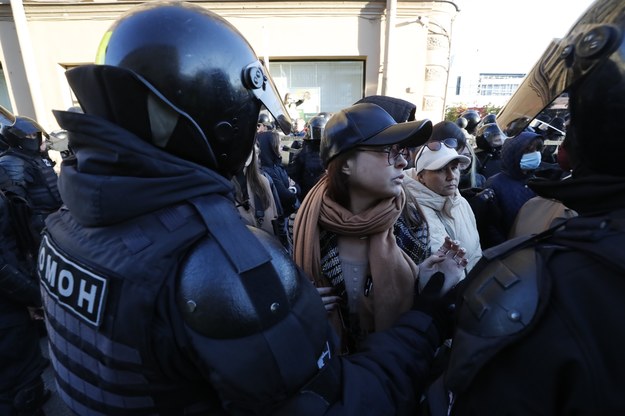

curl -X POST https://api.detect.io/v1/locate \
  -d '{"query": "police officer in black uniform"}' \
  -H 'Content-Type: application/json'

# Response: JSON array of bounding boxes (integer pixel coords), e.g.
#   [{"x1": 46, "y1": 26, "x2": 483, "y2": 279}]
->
[
  {"x1": 0, "y1": 115, "x2": 62, "y2": 238},
  {"x1": 287, "y1": 115, "x2": 327, "y2": 200},
  {"x1": 473, "y1": 122, "x2": 507, "y2": 179},
  {"x1": 37, "y1": 3, "x2": 461, "y2": 415},
  {"x1": 424, "y1": 0, "x2": 625, "y2": 413},
  {"x1": 0, "y1": 178, "x2": 49, "y2": 415},
  {"x1": 458, "y1": 110, "x2": 480, "y2": 137}
]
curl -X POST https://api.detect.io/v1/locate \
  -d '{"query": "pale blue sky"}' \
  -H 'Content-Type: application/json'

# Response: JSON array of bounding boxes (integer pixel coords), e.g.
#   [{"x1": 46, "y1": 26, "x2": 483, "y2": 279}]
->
[{"x1": 451, "y1": 0, "x2": 596, "y2": 73}]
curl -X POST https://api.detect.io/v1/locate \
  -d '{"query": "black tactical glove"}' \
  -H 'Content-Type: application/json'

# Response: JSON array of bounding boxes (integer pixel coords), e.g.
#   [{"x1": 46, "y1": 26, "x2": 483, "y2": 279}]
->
[{"x1": 412, "y1": 272, "x2": 459, "y2": 341}]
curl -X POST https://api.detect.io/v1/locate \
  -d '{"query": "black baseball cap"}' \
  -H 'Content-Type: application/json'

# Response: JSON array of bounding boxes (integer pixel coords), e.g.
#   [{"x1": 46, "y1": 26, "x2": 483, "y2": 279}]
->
[{"x1": 320, "y1": 102, "x2": 432, "y2": 166}]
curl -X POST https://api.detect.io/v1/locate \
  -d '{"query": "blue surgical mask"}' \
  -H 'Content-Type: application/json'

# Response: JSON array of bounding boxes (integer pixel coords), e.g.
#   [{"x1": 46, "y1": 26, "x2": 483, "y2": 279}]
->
[{"x1": 520, "y1": 151, "x2": 541, "y2": 170}]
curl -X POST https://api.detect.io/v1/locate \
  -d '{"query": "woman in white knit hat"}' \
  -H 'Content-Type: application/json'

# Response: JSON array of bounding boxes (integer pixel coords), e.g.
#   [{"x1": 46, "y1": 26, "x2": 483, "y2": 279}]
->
[{"x1": 404, "y1": 139, "x2": 483, "y2": 275}]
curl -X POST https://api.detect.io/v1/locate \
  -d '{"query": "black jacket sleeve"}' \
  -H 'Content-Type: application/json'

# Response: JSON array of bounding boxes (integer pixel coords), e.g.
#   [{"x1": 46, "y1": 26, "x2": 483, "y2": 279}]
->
[{"x1": 326, "y1": 311, "x2": 439, "y2": 416}]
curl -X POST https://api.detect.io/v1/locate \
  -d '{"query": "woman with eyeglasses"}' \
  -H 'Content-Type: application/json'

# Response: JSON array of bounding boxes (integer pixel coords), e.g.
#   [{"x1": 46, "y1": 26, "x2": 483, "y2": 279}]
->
[
  {"x1": 425, "y1": 121, "x2": 508, "y2": 251},
  {"x1": 404, "y1": 136, "x2": 483, "y2": 274},
  {"x1": 294, "y1": 103, "x2": 468, "y2": 354}
]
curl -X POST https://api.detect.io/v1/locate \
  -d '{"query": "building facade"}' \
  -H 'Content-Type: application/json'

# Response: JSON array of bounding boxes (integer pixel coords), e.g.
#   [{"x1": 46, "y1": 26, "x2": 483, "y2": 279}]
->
[{"x1": 0, "y1": 0, "x2": 459, "y2": 131}]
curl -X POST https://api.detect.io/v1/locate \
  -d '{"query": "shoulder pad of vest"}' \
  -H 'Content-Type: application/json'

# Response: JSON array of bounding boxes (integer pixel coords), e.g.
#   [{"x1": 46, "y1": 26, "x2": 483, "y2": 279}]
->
[
  {"x1": 445, "y1": 247, "x2": 542, "y2": 393},
  {"x1": 457, "y1": 247, "x2": 539, "y2": 337},
  {"x1": 177, "y1": 225, "x2": 326, "y2": 340}
]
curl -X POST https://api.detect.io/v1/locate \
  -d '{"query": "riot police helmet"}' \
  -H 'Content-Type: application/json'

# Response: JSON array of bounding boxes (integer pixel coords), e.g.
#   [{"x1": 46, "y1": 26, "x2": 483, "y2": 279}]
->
[
  {"x1": 460, "y1": 110, "x2": 481, "y2": 134},
  {"x1": 476, "y1": 113, "x2": 497, "y2": 131},
  {"x1": 304, "y1": 115, "x2": 328, "y2": 141},
  {"x1": 257, "y1": 112, "x2": 274, "y2": 130},
  {"x1": 86, "y1": 2, "x2": 290, "y2": 176},
  {"x1": 475, "y1": 122, "x2": 507, "y2": 150},
  {"x1": 0, "y1": 107, "x2": 47, "y2": 153},
  {"x1": 496, "y1": 0, "x2": 625, "y2": 177},
  {"x1": 455, "y1": 116, "x2": 468, "y2": 130}
]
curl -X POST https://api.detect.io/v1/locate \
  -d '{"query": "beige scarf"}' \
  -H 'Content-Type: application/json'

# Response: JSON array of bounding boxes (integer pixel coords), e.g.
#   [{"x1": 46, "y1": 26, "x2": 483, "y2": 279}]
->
[{"x1": 294, "y1": 175, "x2": 419, "y2": 332}]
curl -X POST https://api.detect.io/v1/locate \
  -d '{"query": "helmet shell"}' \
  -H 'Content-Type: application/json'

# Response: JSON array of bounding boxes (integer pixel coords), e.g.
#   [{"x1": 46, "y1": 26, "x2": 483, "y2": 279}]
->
[
  {"x1": 0, "y1": 115, "x2": 46, "y2": 153},
  {"x1": 460, "y1": 110, "x2": 481, "y2": 134},
  {"x1": 305, "y1": 115, "x2": 328, "y2": 141},
  {"x1": 475, "y1": 122, "x2": 507, "y2": 150},
  {"x1": 97, "y1": 2, "x2": 290, "y2": 175}
]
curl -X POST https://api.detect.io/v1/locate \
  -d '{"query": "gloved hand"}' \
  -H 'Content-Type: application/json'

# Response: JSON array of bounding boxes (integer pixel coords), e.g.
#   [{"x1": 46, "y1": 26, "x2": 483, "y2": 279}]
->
[{"x1": 412, "y1": 271, "x2": 459, "y2": 340}]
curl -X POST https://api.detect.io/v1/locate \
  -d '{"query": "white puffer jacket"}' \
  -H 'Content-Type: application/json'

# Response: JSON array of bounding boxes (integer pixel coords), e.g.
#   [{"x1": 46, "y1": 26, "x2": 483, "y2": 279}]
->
[{"x1": 404, "y1": 170, "x2": 482, "y2": 272}]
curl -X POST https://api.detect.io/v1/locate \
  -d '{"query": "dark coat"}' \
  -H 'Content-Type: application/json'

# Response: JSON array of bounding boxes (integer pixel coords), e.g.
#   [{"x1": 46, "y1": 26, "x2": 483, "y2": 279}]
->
[
  {"x1": 287, "y1": 140, "x2": 324, "y2": 200},
  {"x1": 257, "y1": 132, "x2": 299, "y2": 215},
  {"x1": 442, "y1": 171, "x2": 625, "y2": 415},
  {"x1": 485, "y1": 132, "x2": 541, "y2": 237}
]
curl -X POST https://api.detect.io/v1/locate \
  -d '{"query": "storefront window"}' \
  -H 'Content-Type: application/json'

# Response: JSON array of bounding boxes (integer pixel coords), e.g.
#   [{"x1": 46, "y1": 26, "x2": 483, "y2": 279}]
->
[{"x1": 268, "y1": 60, "x2": 364, "y2": 119}]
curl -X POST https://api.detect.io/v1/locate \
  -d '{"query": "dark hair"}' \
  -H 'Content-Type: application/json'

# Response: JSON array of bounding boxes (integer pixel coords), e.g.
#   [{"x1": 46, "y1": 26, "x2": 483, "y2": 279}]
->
[
  {"x1": 232, "y1": 143, "x2": 272, "y2": 209},
  {"x1": 401, "y1": 184, "x2": 429, "y2": 232},
  {"x1": 325, "y1": 150, "x2": 355, "y2": 208}
]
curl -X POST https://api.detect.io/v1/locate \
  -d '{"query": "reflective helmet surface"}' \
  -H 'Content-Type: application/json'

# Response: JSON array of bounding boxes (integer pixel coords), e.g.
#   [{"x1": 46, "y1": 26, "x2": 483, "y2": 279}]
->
[
  {"x1": 460, "y1": 110, "x2": 481, "y2": 133},
  {"x1": 496, "y1": 0, "x2": 625, "y2": 176},
  {"x1": 476, "y1": 113, "x2": 497, "y2": 131},
  {"x1": 0, "y1": 108, "x2": 46, "y2": 153},
  {"x1": 96, "y1": 2, "x2": 291, "y2": 176},
  {"x1": 455, "y1": 116, "x2": 468, "y2": 129},
  {"x1": 304, "y1": 115, "x2": 328, "y2": 141},
  {"x1": 258, "y1": 113, "x2": 274, "y2": 128},
  {"x1": 475, "y1": 122, "x2": 507, "y2": 150},
  {"x1": 481, "y1": 113, "x2": 497, "y2": 125}
]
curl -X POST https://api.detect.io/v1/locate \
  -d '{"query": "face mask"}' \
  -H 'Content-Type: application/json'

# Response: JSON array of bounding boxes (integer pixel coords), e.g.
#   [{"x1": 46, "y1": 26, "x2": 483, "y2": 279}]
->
[{"x1": 519, "y1": 151, "x2": 541, "y2": 170}]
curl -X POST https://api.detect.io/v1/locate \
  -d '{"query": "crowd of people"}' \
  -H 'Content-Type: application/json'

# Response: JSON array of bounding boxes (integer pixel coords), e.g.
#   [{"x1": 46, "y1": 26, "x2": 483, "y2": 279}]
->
[{"x1": 2, "y1": 0, "x2": 624, "y2": 414}]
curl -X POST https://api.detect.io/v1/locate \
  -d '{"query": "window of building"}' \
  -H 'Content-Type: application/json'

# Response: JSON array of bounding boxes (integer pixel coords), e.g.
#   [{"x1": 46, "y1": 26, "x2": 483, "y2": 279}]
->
[
  {"x1": 268, "y1": 60, "x2": 365, "y2": 119},
  {"x1": 478, "y1": 73, "x2": 525, "y2": 97}
]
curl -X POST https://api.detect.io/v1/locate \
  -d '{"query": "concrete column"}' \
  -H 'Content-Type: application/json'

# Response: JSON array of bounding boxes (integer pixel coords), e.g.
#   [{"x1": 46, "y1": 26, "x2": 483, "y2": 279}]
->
[
  {"x1": 381, "y1": 0, "x2": 397, "y2": 96},
  {"x1": 421, "y1": 3, "x2": 459, "y2": 122},
  {"x1": 9, "y1": 0, "x2": 45, "y2": 120}
]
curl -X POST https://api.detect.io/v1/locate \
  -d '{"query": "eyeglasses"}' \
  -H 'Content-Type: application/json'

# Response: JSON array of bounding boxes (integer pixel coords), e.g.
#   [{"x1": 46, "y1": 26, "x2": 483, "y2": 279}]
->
[{"x1": 358, "y1": 145, "x2": 410, "y2": 166}]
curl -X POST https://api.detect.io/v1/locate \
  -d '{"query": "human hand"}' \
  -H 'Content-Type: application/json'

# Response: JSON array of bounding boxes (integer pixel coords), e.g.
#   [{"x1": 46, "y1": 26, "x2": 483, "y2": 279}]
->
[
  {"x1": 475, "y1": 187, "x2": 495, "y2": 202},
  {"x1": 418, "y1": 237, "x2": 467, "y2": 292},
  {"x1": 317, "y1": 286, "x2": 342, "y2": 313}
]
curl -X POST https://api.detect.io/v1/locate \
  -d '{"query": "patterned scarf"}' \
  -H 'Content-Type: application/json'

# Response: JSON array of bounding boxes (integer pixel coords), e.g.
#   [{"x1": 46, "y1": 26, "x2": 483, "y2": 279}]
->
[{"x1": 294, "y1": 176, "x2": 419, "y2": 334}]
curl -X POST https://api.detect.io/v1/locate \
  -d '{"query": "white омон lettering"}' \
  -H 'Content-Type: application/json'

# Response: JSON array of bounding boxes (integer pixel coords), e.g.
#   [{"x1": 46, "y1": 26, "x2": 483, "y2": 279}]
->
[
  {"x1": 45, "y1": 255, "x2": 58, "y2": 287},
  {"x1": 58, "y1": 270, "x2": 74, "y2": 297},
  {"x1": 78, "y1": 279, "x2": 97, "y2": 314}
]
